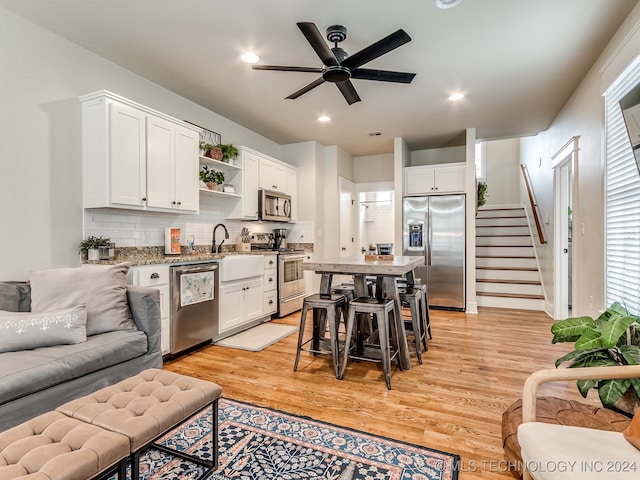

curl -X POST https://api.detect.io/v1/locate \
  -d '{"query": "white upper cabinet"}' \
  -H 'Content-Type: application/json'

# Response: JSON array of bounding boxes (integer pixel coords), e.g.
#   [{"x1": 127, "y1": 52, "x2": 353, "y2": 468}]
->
[
  {"x1": 404, "y1": 163, "x2": 465, "y2": 196},
  {"x1": 227, "y1": 147, "x2": 260, "y2": 220},
  {"x1": 109, "y1": 102, "x2": 146, "y2": 207},
  {"x1": 228, "y1": 146, "x2": 296, "y2": 221},
  {"x1": 81, "y1": 90, "x2": 200, "y2": 213},
  {"x1": 259, "y1": 158, "x2": 287, "y2": 192}
]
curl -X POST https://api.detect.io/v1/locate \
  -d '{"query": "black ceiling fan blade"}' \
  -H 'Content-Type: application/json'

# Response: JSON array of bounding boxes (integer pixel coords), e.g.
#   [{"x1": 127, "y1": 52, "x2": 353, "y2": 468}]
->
[
  {"x1": 297, "y1": 22, "x2": 338, "y2": 67},
  {"x1": 342, "y1": 29, "x2": 411, "y2": 71},
  {"x1": 336, "y1": 80, "x2": 361, "y2": 105},
  {"x1": 351, "y1": 68, "x2": 416, "y2": 83},
  {"x1": 286, "y1": 77, "x2": 326, "y2": 100},
  {"x1": 252, "y1": 65, "x2": 324, "y2": 73}
]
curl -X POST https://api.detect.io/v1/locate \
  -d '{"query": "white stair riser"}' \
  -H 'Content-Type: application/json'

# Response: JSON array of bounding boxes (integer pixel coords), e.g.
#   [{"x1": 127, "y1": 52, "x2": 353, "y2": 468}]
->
[
  {"x1": 476, "y1": 256, "x2": 538, "y2": 268},
  {"x1": 476, "y1": 217, "x2": 528, "y2": 227},
  {"x1": 476, "y1": 236, "x2": 532, "y2": 247},
  {"x1": 476, "y1": 282, "x2": 543, "y2": 295},
  {"x1": 476, "y1": 208, "x2": 524, "y2": 218},
  {"x1": 476, "y1": 269, "x2": 540, "y2": 281},
  {"x1": 476, "y1": 246, "x2": 534, "y2": 257},
  {"x1": 477, "y1": 295, "x2": 545, "y2": 310},
  {"x1": 476, "y1": 226, "x2": 530, "y2": 236}
]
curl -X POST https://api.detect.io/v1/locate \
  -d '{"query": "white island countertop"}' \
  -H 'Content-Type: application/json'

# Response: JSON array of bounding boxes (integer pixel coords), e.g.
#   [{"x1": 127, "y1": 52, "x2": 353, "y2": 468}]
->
[{"x1": 302, "y1": 255, "x2": 424, "y2": 276}]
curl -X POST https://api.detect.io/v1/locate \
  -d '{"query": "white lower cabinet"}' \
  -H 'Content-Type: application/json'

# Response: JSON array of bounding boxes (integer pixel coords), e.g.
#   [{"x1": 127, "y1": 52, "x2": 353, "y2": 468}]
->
[
  {"x1": 263, "y1": 254, "x2": 278, "y2": 315},
  {"x1": 218, "y1": 276, "x2": 264, "y2": 333},
  {"x1": 127, "y1": 264, "x2": 170, "y2": 355}
]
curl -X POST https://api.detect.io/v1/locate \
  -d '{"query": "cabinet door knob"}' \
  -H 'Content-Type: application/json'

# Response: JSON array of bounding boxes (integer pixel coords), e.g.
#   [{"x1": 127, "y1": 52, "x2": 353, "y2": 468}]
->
[
  {"x1": 177, "y1": 201, "x2": 181, "y2": 205},
  {"x1": 172, "y1": 201, "x2": 176, "y2": 205},
  {"x1": 142, "y1": 197, "x2": 147, "y2": 202}
]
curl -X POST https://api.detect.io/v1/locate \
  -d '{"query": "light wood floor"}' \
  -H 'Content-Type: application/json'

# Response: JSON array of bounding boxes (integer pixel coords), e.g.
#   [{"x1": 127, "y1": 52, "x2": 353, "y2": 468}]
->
[{"x1": 165, "y1": 306, "x2": 597, "y2": 479}]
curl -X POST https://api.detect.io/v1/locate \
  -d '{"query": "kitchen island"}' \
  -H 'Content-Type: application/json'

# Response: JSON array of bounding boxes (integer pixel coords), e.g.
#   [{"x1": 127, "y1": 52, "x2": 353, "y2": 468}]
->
[{"x1": 302, "y1": 255, "x2": 425, "y2": 370}]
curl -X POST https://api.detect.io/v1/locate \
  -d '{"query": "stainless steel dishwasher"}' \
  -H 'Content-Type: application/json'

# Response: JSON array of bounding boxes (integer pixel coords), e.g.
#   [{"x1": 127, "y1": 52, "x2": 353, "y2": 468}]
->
[{"x1": 170, "y1": 262, "x2": 219, "y2": 356}]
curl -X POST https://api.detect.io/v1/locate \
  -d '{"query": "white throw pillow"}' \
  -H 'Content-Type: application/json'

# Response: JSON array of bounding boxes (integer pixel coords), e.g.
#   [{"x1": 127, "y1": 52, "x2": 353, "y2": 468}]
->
[
  {"x1": 29, "y1": 263, "x2": 135, "y2": 336},
  {"x1": 0, "y1": 305, "x2": 87, "y2": 353}
]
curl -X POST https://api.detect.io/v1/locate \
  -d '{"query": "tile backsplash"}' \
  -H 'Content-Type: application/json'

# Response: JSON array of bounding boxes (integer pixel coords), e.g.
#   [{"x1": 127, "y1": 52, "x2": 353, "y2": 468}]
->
[{"x1": 83, "y1": 207, "x2": 314, "y2": 249}]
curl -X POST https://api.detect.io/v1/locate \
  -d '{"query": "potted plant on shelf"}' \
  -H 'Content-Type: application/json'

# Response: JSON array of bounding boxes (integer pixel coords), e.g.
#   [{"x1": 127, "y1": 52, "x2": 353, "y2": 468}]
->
[
  {"x1": 552, "y1": 302, "x2": 640, "y2": 416},
  {"x1": 219, "y1": 144, "x2": 239, "y2": 164},
  {"x1": 213, "y1": 170, "x2": 226, "y2": 190},
  {"x1": 79, "y1": 235, "x2": 111, "y2": 261},
  {"x1": 199, "y1": 142, "x2": 222, "y2": 161},
  {"x1": 199, "y1": 166, "x2": 225, "y2": 190}
]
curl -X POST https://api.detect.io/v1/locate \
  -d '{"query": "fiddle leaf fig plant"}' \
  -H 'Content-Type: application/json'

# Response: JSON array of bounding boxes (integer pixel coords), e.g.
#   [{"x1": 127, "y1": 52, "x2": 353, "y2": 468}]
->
[{"x1": 552, "y1": 302, "x2": 640, "y2": 410}]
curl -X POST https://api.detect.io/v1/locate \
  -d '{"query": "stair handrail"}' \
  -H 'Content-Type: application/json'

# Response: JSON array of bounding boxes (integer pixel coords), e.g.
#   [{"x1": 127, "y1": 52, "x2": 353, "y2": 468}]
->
[{"x1": 520, "y1": 164, "x2": 547, "y2": 244}]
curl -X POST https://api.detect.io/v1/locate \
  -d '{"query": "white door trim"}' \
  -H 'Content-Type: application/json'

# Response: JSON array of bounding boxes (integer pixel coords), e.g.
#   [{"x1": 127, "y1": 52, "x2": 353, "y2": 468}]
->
[{"x1": 552, "y1": 136, "x2": 579, "y2": 319}]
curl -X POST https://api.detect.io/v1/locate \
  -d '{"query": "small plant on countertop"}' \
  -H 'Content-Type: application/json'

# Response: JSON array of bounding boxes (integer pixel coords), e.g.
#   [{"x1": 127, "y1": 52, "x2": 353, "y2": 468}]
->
[{"x1": 78, "y1": 235, "x2": 111, "y2": 254}]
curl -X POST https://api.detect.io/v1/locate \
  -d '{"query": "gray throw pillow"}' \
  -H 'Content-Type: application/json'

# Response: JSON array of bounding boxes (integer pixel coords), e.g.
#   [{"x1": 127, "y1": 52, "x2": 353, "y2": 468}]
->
[
  {"x1": 0, "y1": 305, "x2": 87, "y2": 353},
  {"x1": 0, "y1": 282, "x2": 31, "y2": 312},
  {"x1": 29, "y1": 263, "x2": 135, "y2": 336}
]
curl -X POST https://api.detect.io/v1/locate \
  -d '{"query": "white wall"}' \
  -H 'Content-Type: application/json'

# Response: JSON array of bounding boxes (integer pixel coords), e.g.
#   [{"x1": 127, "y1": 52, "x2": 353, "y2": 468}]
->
[
  {"x1": 410, "y1": 146, "x2": 465, "y2": 166},
  {"x1": 484, "y1": 138, "x2": 521, "y2": 206},
  {"x1": 354, "y1": 154, "x2": 393, "y2": 183},
  {"x1": 519, "y1": 3, "x2": 640, "y2": 318},
  {"x1": 0, "y1": 7, "x2": 284, "y2": 281}
]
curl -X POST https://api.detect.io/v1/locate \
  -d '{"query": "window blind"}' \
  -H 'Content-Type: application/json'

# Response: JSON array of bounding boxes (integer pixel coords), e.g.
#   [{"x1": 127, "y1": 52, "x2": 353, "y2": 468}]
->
[{"x1": 605, "y1": 55, "x2": 640, "y2": 313}]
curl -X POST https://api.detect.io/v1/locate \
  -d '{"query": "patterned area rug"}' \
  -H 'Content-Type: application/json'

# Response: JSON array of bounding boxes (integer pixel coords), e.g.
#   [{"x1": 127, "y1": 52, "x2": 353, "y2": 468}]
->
[{"x1": 116, "y1": 398, "x2": 459, "y2": 479}]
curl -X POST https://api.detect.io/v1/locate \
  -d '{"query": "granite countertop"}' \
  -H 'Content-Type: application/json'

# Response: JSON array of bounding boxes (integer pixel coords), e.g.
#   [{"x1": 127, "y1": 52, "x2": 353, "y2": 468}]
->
[{"x1": 83, "y1": 243, "x2": 313, "y2": 266}]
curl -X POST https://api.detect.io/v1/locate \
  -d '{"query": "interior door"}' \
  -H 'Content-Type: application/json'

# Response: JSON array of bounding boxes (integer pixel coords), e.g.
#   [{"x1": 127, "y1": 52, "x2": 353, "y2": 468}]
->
[{"x1": 339, "y1": 178, "x2": 355, "y2": 257}]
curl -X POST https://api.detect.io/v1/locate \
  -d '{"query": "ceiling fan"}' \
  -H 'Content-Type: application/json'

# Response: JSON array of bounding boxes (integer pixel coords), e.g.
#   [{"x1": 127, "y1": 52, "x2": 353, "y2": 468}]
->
[{"x1": 252, "y1": 22, "x2": 416, "y2": 105}]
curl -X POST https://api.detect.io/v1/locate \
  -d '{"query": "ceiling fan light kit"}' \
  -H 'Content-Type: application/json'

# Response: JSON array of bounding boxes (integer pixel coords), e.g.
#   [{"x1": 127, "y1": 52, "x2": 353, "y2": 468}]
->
[{"x1": 252, "y1": 22, "x2": 416, "y2": 105}]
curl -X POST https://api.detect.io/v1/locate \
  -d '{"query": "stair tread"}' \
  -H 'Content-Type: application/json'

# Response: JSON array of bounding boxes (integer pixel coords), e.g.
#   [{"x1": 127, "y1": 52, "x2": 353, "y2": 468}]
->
[
  {"x1": 476, "y1": 226, "x2": 529, "y2": 230},
  {"x1": 476, "y1": 255, "x2": 535, "y2": 259},
  {"x1": 477, "y1": 279, "x2": 541, "y2": 285},
  {"x1": 478, "y1": 208, "x2": 524, "y2": 211},
  {"x1": 476, "y1": 292, "x2": 545, "y2": 300},
  {"x1": 476, "y1": 234, "x2": 531, "y2": 237},
  {"x1": 476, "y1": 266, "x2": 538, "y2": 271}
]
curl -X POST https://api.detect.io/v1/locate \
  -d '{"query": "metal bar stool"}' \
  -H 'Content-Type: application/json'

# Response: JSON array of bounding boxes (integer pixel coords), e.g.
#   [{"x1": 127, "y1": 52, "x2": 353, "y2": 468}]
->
[
  {"x1": 293, "y1": 293, "x2": 347, "y2": 378},
  {"x1": 397, "y1": 280, "x2": 431, "y2": 341},
  {"x1": 339, "y1": 296, "x2": 401, "y2": 390},
  {"x1": 398, "y1": 287, "x2": 428, "y2": 364}
]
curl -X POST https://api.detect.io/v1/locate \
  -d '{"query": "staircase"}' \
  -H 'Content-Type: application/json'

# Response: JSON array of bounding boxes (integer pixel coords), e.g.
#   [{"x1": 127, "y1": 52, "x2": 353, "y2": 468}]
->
[{"x1": 475, "y1": 206, "x2": 545, "y2": 310}]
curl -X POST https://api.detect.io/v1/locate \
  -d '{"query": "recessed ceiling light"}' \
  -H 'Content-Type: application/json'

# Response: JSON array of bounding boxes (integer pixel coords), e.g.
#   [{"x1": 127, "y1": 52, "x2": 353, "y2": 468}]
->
[
  {"x1": 241, "y1": 52, "x2": 259, "y2": 64},
  {"x1": 448, "y1": 92, "x2": 465, "y2": 101},
  {"x1": 436, "y1": 0, "x2": 462, "y2": 9},
  {"x1": 318, "y1": 115, "x2": 331, "y2": 122}
]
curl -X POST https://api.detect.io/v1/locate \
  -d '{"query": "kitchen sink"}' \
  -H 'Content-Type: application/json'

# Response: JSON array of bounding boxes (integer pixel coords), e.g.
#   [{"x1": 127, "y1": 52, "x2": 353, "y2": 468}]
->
[{"x1": 218, "y1": 255, "x2": 265, "y2": 282}]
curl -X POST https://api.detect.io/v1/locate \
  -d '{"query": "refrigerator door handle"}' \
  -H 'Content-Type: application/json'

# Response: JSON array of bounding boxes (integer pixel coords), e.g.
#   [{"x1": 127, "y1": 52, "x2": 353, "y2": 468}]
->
[{"x1": 425, "y1": 211, "x2": 432, "y2": 266}]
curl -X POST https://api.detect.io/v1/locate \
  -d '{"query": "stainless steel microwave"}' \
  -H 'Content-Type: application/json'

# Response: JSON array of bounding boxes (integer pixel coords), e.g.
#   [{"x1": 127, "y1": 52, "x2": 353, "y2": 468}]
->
[{"x1": 259, "y1": 189, "x2": 291, "y2": 223}]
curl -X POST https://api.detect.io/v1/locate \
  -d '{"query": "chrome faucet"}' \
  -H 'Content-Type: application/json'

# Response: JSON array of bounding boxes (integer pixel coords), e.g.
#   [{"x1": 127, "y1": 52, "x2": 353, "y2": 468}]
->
[{"x1": 212, "y1": 223, "x2": 229, "y2": 253}]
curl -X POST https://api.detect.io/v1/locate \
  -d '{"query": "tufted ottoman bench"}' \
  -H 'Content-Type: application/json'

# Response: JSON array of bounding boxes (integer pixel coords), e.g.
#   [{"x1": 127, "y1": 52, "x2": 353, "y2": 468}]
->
[
  {"x1": 0, "y1": 411, "x2": 129, "y2": 480},
  {"x1": 56, "y1": 368, "x2": 222, "y2": 480}
]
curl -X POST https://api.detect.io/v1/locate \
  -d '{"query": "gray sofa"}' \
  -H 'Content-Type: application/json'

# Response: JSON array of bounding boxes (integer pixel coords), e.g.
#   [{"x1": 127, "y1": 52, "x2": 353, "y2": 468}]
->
[{"x1": 0, "y1": 280, "x2": 163, "y2": 431}]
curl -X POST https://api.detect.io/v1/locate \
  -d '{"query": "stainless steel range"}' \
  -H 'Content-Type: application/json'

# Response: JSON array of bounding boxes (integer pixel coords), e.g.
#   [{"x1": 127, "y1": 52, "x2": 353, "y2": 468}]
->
[
  {"x1": 250, "y1": 232, "x2": 306, "y2": 317},
  {"x1": 277, "y1": 250, "x2": 306, "y2": 317}
]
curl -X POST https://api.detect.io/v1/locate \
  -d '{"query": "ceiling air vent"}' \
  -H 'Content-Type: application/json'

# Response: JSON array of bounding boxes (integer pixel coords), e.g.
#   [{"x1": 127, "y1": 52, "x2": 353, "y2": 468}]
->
[{"x1": 368, "y1": 132, "x2": 382, "y2": 137}]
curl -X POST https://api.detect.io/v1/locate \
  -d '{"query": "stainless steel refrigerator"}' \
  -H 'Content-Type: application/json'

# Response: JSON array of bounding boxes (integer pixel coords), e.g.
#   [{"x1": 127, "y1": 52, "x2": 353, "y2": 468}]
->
[{"x1": 403, "y1": 195, "x2": 466, "y2": 310}]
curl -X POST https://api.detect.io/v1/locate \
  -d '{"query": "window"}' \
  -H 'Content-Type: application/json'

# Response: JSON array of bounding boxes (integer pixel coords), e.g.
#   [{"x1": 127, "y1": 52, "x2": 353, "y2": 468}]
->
[
  {"x1": 605, "y1": 54, "x2": 640, "y2": 313},
  {"x1": 475, "y1": 142, "x2": 485, "y2": 180}
]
